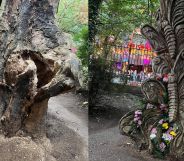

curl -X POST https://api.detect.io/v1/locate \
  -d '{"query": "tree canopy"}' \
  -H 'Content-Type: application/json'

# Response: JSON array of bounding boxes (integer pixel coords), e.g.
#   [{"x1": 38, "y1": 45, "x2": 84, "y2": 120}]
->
[
  {"x1": 57, "y1": 0, "x2": 88, "y2": 34},
  {"x1": 97, "y1": 0, "x2": 160, "y2": 39}
]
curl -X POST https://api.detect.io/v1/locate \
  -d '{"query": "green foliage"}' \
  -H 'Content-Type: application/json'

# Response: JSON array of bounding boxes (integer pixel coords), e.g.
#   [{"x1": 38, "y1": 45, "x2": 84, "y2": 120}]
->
[
  {"x1": 89, "y1": 0, "x2": 103, "y2": 41},
  {"x1": 97, "y1": 0, "x2": 160, "y2": 38},
  {"x1": 57, "y1": 0, "x2": 88, "y2": 34},
  {"x1": 74, "y1": 25, "x2": 88, "y2": 66},
  {"x1": 57, "y1": 0, "x2": 88, "y2": 67}
]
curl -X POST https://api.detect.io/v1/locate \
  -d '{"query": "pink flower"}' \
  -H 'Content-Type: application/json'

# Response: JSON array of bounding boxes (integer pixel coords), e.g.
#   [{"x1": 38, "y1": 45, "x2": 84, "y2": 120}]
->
[
  {"x1": 151, "y1": 128, "x2": 157, "y2": 134},
  {"x1": 135, "y1": 110, "x2": 142, "y2": 115},
  {"x1": 160, "y1": 142, "x2": 166, "y2": 152},
  {"x1": 163, "y1": 77, "x2": 168, "y2": 82},
  {"x1": 71, "y1": 47, "x2": 77, "y2": 53},
  {"x1": 159, "y1": 119, "x2": 164, "y2": 124},
  {"x1": 134, "y1": 110, "x2": 142, "y2": 127}
]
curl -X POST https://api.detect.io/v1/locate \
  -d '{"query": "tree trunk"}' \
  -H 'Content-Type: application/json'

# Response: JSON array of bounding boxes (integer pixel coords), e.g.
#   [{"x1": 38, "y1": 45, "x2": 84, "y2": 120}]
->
[
  {"x1": 89, "y1": 0, "x2": 103, "y2": 111},
  {"x1": 0, "y1": 0, "x2": 75, "y2": 137}
]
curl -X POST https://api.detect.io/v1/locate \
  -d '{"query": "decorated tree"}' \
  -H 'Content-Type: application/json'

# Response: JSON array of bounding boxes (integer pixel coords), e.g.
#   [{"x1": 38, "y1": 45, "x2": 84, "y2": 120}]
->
[
  {"x1": 0, "y1": 0, "x2": 80, "y2": 137},
  {"x1": 119, "y1": 0, "x2": 184, "y2": 159}
]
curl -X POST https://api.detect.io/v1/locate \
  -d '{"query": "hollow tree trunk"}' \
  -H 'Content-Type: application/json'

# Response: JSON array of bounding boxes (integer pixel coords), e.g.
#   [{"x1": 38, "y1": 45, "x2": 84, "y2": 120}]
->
[{"x1": 0, "y1": 0, "x2": 76, "y2": 136}]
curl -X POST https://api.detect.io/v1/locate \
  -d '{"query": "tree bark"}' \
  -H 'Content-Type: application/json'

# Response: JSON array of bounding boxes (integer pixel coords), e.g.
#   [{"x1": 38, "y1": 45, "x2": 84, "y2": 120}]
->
[
  {"x1": 0, "y1": 0, "x2": 76, "y2": 136},
  {"x1": 88, "y1": 0, "x2": 103, "y2": 111}
]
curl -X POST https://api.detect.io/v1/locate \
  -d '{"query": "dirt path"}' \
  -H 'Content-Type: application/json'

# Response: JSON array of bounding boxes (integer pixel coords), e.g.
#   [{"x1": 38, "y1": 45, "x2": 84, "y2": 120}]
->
[
  {"x1": 89, "y1": 93, "x2": 170, "y2": 161},
  {"x1": 89, "y1": 119, "x2": 165, "y2": 161},
  {"x1": 48, "y1": 93, "x2": 88, "y2": 142},
  {"x1": 47, "y1": 92, "x2": 88, "y2": 161}
]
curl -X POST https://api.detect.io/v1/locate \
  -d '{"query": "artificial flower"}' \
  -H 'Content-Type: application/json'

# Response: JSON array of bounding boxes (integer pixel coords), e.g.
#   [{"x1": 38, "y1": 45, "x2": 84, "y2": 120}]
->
[
  {"x1": 159, "y1": 119, "x2": 164, "y2": 124},
  {"x1": 162, "y1": 123, "x2": 169, "y2": 129},
  {"x1": 160, "y1": 142, "x2": 166, "y2": 152},
  {"x1": 134, "y1": 110, "x2": 142, "y2": 127},
  {"x1": 162, "y1": 133, "x2": 173, "y2": 141},
  {"x1": 150, "y1": 133, "x2": 157, "y2": 140},
  {"x1": 151, "y1": 128, "x2": 157, "y2": 134},
  {"x1": 170, "y1": 131, "x2": 177, "y2": 137},
  {"x1": 135, "y1": 110, "x2": 142, "y2": 115}
]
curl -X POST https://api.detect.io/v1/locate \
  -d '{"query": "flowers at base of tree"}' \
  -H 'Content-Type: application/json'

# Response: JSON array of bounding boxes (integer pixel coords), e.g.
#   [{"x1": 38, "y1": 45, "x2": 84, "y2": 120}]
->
[
  {"x1": 150, "y1": 128, "x2": 157, "y2": 140},
  {"x1": 161, "y1": 126, "x2": 177, "y2": 145},
  {"x1": 149, "y1": 121, "x2": 178, "y2": 153},
  {"x1": 134, "y1": 110, "x2": 142, "y2": 127}
]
